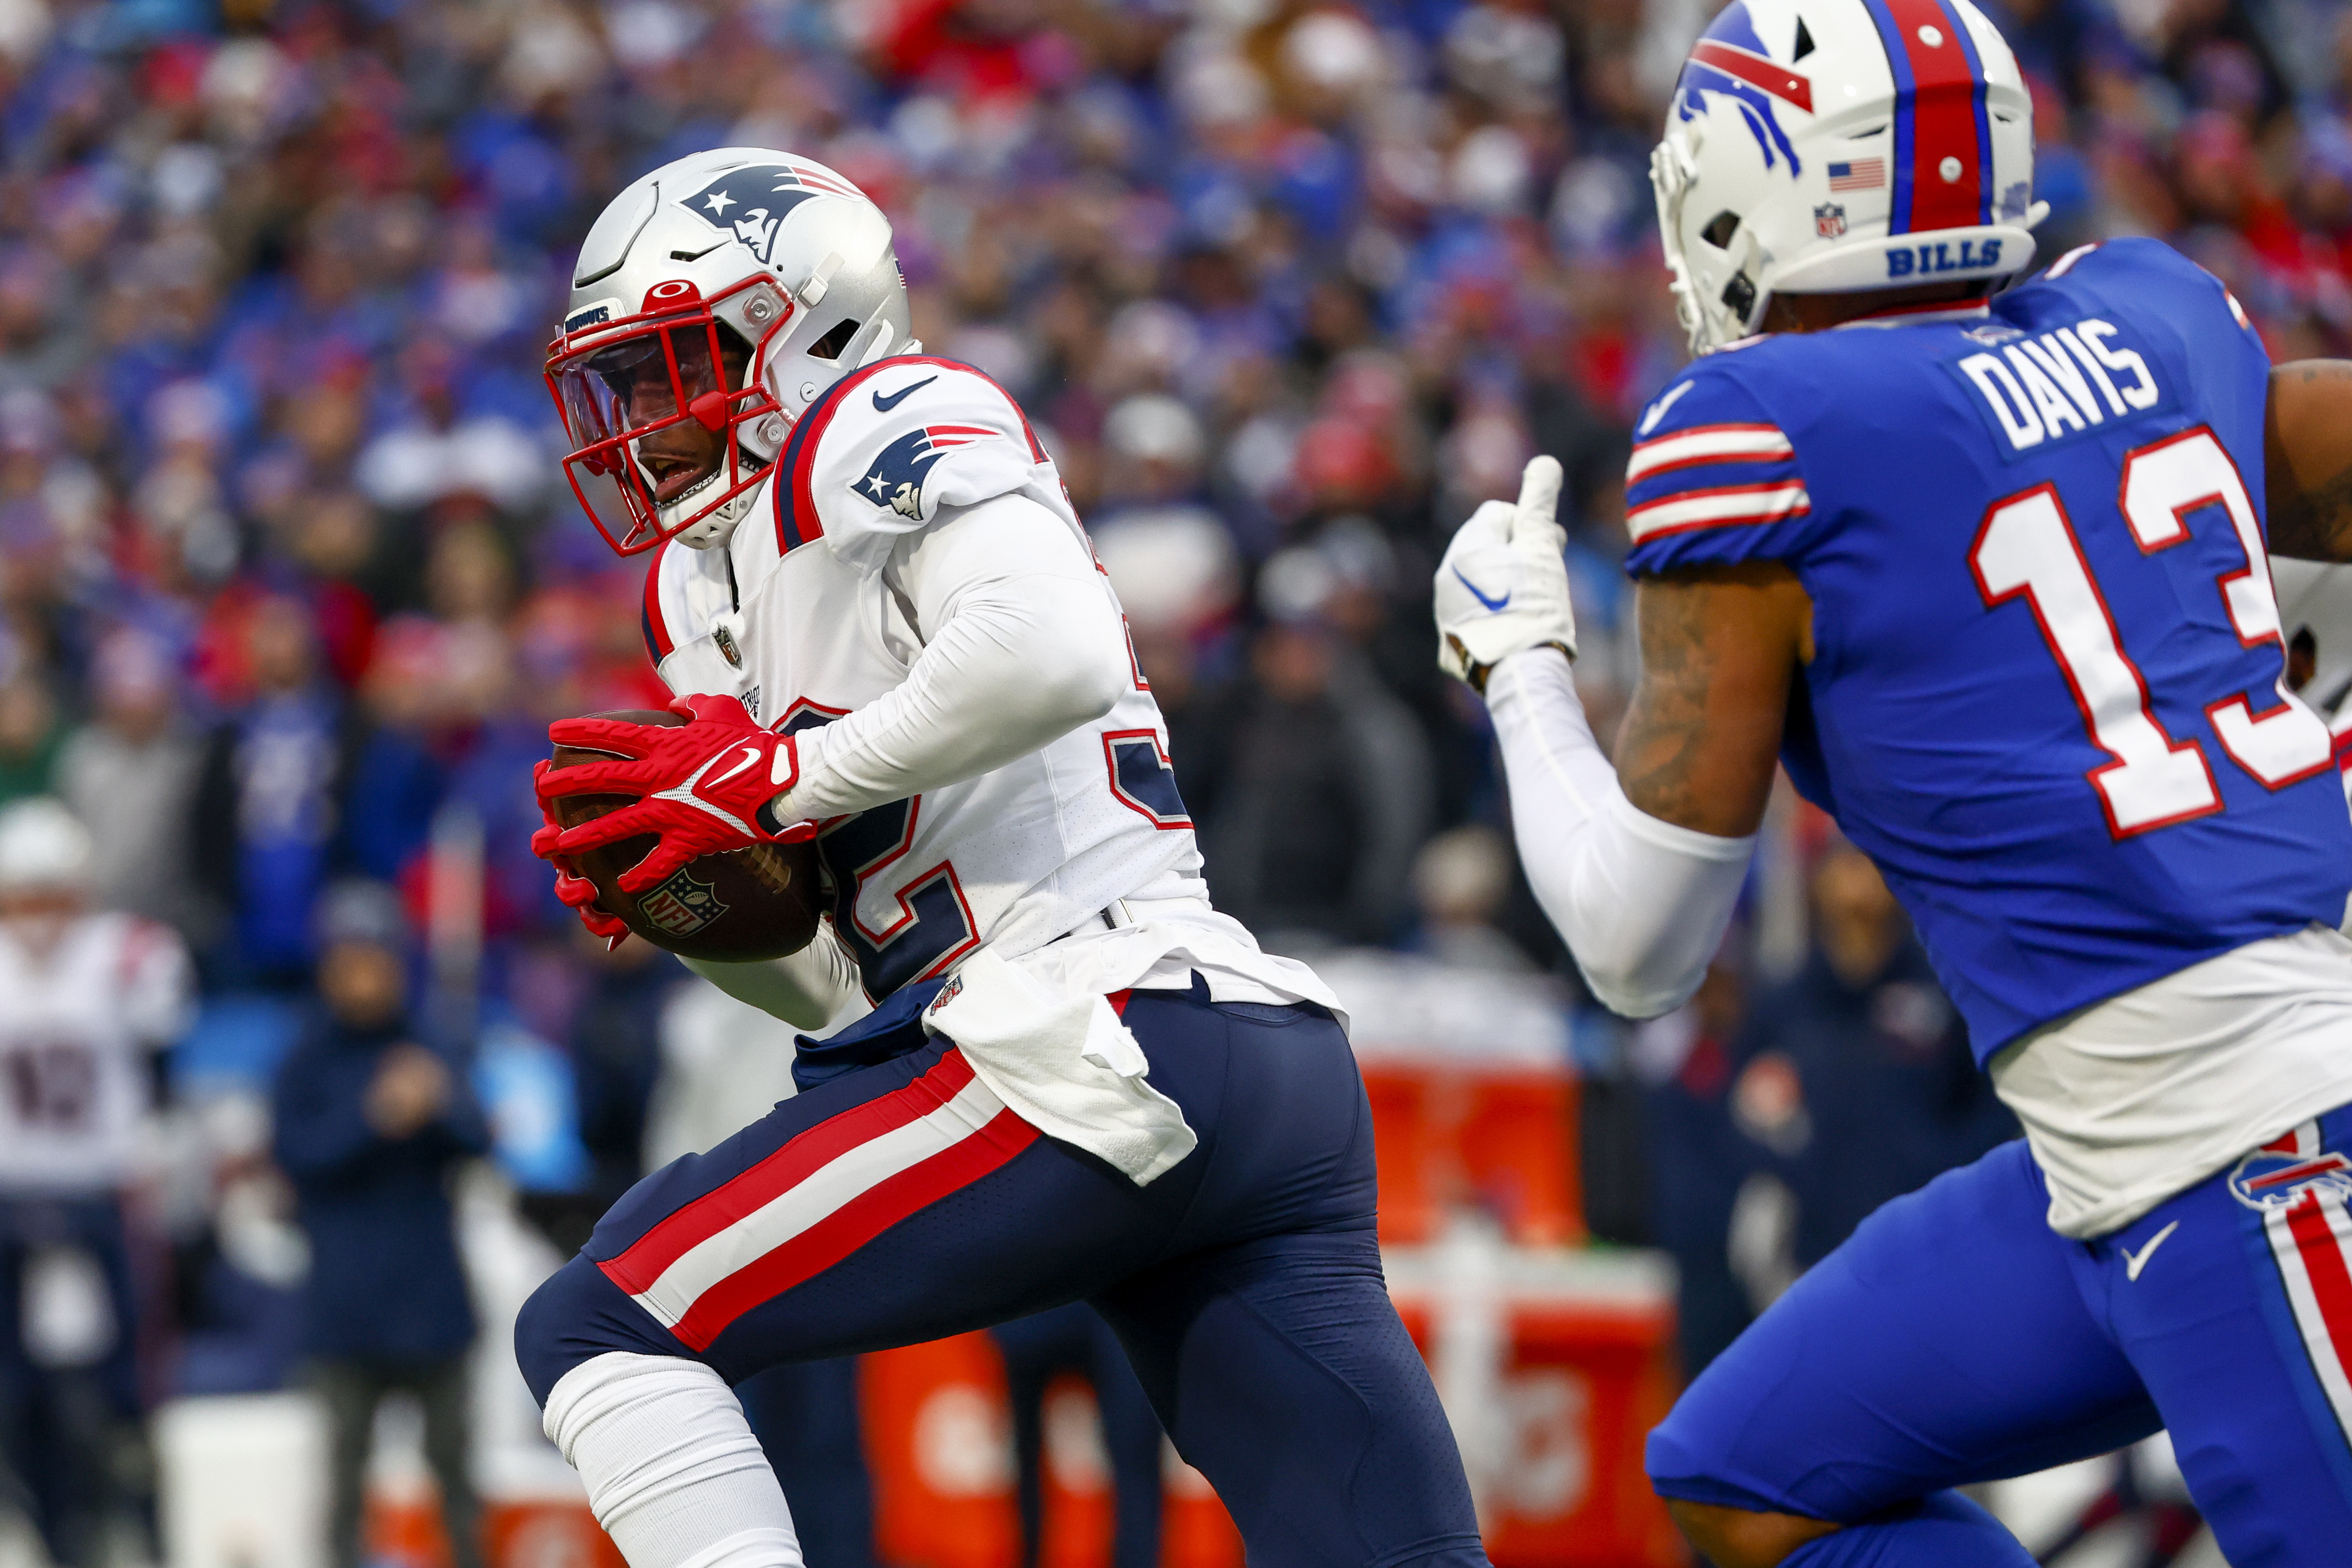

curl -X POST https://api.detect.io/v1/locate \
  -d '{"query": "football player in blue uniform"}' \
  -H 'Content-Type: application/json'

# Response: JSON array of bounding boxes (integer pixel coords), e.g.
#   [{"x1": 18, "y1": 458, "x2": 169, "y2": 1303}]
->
[{"x1": 1436, "y1": 0, "x2": 2352, "y2": 1563}]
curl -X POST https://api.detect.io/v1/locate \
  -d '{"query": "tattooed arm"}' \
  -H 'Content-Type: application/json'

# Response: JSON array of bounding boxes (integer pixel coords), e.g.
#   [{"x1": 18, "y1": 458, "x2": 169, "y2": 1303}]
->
[
  {"x1": 2266, "y1": 361, "x2": 2352, "y2": 562},
  {"x1": 1613, "y1": 561, "x2": 1812, "y2": 836},
  {"x1": 1476, "y1": 561, "x2": 1806, "y2": 1015}
]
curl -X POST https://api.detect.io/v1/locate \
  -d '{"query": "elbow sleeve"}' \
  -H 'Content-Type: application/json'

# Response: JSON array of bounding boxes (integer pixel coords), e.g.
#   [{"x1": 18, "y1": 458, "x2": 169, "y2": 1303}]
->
[
  {"x1": 1488, "y1": 650, "x2": 1754, "y2": 1019},
  {"x1": 1529, "y1": 790, "x2": 1753, "y2": 1018}
]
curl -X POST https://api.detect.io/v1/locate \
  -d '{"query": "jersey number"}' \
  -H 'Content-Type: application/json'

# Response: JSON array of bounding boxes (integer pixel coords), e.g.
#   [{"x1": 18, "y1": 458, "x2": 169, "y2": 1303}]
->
[
  {"x1": 817, "y1": 796, "x2": 981, "y2": 999},
  {"x1": 779, "y1": 703, "x2": 980, "y2": 1000},
  {"x1": 1969, "y1": 426, "x2": 2332, "y2": 838},
  {"x1": 6, "y1": 1041, "x2": 96, "y2": 1131}
]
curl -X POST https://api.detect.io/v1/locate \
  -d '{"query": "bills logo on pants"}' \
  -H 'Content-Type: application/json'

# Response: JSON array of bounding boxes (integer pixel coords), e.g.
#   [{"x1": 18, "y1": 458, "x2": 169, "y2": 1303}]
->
[{"x1": 2245, "y1": 1122, "x2": 2352, "y2": 1448}]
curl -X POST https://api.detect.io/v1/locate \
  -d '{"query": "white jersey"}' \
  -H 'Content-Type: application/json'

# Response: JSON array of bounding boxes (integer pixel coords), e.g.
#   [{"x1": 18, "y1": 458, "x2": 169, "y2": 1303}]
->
[
  {"x1": 0, "y1": 913, "x2": 192, "y2": 1194},
  {"x1": 642, "y1": 357, "x2": 1321, "y2": 1011}
]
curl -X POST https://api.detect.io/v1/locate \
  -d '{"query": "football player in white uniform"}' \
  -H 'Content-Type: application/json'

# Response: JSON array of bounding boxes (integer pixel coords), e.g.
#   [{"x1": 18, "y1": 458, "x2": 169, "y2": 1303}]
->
[
  {"x1": 0, "y1": 797, "x2": 192, "y2": 1568},
  {"x1": 515, "y1": 150, "x2": 1490, "y2": 1568}
]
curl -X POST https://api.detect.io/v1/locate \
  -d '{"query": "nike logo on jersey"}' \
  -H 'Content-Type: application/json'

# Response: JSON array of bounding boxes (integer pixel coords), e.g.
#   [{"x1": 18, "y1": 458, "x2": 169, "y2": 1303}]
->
[
  {"x1": 1452, "y1": 565, "x2": 1510, "y2": 612},
  {"x1": 872, "y1": 376, "x2": 937, "y2": 412},
  {"x1": 2122, "y1": 1220, "x2": 2179, "y2": 1282},
  {"x1": 1637, "y1": 381, "x2": 1696, "y2": 437}
]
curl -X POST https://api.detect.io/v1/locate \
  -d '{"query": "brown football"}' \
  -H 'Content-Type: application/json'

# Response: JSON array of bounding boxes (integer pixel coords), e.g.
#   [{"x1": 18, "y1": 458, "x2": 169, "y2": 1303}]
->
[{"x1": 548, "y1": 709, "x2": 824, "y2": 963}]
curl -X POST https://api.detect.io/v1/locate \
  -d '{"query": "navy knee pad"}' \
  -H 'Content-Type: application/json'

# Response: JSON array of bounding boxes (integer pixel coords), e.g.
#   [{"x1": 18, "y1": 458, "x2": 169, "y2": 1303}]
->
[
  {"x1": 1780, "y1": 1493, "x2": 2035, "y2": 1568},
  {"x1": 515, "y1": 1253, "x2": 690, "y2": 1406}
]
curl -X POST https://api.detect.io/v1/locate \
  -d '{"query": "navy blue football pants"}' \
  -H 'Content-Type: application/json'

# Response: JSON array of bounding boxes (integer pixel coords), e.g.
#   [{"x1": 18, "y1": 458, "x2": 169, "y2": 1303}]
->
[
  {"x1": 516, "y1": 978, "x2": 1487, "y2": 1568},
  {"x1": 1650, "y1": 1105, "x2": 2352, "y2": 1566}
]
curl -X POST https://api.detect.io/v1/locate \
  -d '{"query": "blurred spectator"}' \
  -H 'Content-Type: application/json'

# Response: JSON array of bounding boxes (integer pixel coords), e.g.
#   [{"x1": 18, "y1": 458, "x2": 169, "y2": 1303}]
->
[
  {"x1": 1409, "y1": 822, "x2": 1534, "y2": 973},
  {"x1": 1729, "y1": 843, "x2": 2017, "y2": 1275},
  {"x1": 271, "y1": 882, "x2": 488, "y2": 1568},
  {"x1": 0, "y1": 798, "x2": 192, "y2": 1568},
  {"x1": 56, "y1": 630, "x2": 207, "y2": 936},
  {"x1": 0, "y1": 673, "x2": 62, "y2": 803},
  {"x1": 1632, "y1": 961, "x2": 1756, "y2": 1377},
  {"x1": 993, "y1": 1304, "x2": 1165, "y2": 1568},
  {"x1": 1200, "y1": 566, "x2": 1432, "y2": 950},
  {"x1": 193, "y1": 595, "x2": 359, "y2": 985}
]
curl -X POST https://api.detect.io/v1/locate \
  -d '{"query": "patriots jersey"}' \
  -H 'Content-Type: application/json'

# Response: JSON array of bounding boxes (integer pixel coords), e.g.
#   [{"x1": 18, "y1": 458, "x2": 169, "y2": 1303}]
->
[
  {"x1": 0, "y1": 913, "x2": 191, "y2": 1193},
  {"x1": 643, "y1": 358, "x2": 1201, "y2": 1003},
  {"x1": 1624, "y1": 238, "x2": 2352, "y2": 1059}
]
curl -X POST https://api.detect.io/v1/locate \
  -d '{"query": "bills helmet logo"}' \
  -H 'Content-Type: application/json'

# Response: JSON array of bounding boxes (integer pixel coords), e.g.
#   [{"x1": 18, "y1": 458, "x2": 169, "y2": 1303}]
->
[
  {"x1": 1673, "y1": 2, "x2": 1812, "y2": 179},
  {"x1": 681, "y1": 162, "x2": 863, "y2": 266},
  {"x1": 1813, "y1": 203, "x2": 1847, "y2": 239},
  {"x1": 638, "y1": 867, "x2": 730, "y2": 939},
  {"x1": 851, "y1": 426, "x2": 995, "y2": 520},
  {"x1": 2229, "y1": 1146, "x2": 2352, "y2": 1212}
]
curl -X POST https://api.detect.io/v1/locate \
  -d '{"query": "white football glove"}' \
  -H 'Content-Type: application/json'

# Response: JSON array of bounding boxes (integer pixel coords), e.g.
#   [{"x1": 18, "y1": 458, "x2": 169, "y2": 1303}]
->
[{"x1": 1434, "y1": 454, "x2": 1576, "y2": 692}]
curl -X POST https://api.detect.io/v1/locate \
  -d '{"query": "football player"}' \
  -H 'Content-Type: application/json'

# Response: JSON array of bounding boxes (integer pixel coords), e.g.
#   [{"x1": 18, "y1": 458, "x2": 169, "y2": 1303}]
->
[
  {"x1": 515, "y1": 150, "x2": 1490, "y2": 1568},
  {"x1": 0, "y1": 798, "x2": 192, "y2": 1567},
  {"x1": 1435, "y1": 0, "x2": 2352, "y2": 1563}
]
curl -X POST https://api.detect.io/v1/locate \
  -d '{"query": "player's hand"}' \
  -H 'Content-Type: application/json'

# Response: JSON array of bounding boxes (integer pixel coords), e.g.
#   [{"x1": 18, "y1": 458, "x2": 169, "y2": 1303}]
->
[
  {"x1": 530, "y1": 764, "x2": 632, "y2": 949},
  {"x1": 1433, "y1": 454, "x2": 1576, "y2": 693},
  {"x1": 538, "y1": 695, "x2": 813, "y2": 896}
]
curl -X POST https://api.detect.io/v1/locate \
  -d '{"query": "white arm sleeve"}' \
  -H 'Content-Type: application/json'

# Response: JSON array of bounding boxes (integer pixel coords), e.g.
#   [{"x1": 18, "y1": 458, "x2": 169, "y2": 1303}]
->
[
  {"x1": 680, "y1": 924, "x2": 866, "y2": 1032},
  {"x1": 1486, "y1": 648, "x2": 1755, "y2": 1018},
  {"x1": 776, "y1": 492, "x2": 1130, "y2": 820}
]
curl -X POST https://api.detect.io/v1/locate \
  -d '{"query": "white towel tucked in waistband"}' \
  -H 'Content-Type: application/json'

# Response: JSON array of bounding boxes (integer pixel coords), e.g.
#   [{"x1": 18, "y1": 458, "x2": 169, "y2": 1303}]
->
[{"x1": 920, "y1": 948, "x2": 1196, "y2": 1186}]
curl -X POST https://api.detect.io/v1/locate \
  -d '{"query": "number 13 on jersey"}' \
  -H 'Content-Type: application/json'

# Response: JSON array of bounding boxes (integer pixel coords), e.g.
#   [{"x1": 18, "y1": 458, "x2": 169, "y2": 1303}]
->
[{"x1": 1970, "y1": 425, "x2": 2336, "y2": 838}]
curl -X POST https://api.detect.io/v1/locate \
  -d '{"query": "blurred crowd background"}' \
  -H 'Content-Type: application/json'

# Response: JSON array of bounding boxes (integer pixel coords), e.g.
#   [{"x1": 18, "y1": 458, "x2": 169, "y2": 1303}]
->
[{"x1": 1, "y1": 0, "x2": 2349, "y2": 1561}]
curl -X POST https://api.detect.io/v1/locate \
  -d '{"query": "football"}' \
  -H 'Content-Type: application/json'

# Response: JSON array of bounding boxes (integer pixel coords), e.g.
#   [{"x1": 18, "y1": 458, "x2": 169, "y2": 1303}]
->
[{"x1": 547, "y1": 709, "x2": 824, "y2": 963}]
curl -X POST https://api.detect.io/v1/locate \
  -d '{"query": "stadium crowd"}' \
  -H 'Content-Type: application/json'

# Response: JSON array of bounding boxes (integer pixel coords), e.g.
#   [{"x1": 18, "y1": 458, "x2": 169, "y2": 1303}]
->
[{"x1": 0, "y1": 0, "x2": 2349, "y2": 1561}]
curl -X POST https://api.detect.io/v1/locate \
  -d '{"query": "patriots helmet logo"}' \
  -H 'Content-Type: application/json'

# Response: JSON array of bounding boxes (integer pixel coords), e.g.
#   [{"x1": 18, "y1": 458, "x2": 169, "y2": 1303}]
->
[
  {"x1": 851, "y1": 425, "x2": 994, "y2": 520},
  {"x1": 680, "y1": 162, "x2": 862, "y2": 265}
]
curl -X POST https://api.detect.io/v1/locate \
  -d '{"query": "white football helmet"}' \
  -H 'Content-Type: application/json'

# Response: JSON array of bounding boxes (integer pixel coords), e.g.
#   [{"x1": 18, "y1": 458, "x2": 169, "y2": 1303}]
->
[
  {"x1": 546, "y1": 148, "x2": 918, "y2": 554},
  {"x1": 0, "y1": 797, "x2": 92, "y2": 896},
  {"x1": 1651, "y1": 0, "x2": 2049, "y2": 355}
]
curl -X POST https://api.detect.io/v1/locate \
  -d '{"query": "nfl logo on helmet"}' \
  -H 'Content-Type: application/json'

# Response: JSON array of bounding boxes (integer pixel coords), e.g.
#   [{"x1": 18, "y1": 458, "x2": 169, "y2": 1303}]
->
[
  {"x1": 1814, "y1": 203, "x2": 1847, "y2": 239},
  {"x1": 851, "y1": 426, "x2": 995, "y2": 520}
]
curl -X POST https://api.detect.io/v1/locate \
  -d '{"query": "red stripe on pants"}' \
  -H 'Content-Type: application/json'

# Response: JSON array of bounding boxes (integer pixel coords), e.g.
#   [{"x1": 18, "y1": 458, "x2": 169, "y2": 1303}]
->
[
  {"x1": 600, "y1": 1049, "x2": 983, "y2": 1294},
  {"x1": 2286, "y1": 1192, "x2": 2352, "y2": 1379},
  {"x1": 668, "y1": 1106, "x2": 1041, "y2": 1351}
]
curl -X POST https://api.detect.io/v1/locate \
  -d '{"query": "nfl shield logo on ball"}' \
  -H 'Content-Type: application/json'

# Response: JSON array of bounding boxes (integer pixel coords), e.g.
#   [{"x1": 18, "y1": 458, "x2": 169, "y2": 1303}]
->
[
  {"x1": 1814, "y1": 203, "x2": 1847, "y2": 239},
  {"x1": 640, "y1": 867, "x2": 730, "y2": 938}
]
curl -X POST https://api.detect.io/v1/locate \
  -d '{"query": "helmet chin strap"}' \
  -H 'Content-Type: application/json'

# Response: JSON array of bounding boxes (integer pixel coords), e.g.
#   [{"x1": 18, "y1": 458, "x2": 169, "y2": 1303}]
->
[{"x1": 670, "y1": 464, "x2": 771, "y2": 550}]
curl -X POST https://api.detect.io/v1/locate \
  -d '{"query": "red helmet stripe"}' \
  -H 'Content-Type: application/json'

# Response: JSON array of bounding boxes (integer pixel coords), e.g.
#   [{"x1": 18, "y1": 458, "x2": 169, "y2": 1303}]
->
[
  {"x1": 1867, "y1": 0, "x2": 1990, "y2": 234},
  {"x1": 1688, "y1": 40, "x2": 1813, "y2": 112}
]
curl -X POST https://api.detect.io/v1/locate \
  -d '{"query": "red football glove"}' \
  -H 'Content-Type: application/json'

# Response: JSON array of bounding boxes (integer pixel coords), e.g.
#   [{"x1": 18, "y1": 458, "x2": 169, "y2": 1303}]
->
[
  {"x1": 529, "y1": 762, "x2": 631, "y2": 949},
  {"x1": 538, "y1": 695, "x2": 813, "y2": 896}
]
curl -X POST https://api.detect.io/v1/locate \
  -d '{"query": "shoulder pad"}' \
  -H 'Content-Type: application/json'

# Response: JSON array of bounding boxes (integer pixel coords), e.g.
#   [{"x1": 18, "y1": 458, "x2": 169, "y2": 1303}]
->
[
  {"x1": 773, "y1": 358, "x2": 1050, "y2": 572},
  {"x1": 1623, "y1": 361, "x2": 1808, "y2": 557}
]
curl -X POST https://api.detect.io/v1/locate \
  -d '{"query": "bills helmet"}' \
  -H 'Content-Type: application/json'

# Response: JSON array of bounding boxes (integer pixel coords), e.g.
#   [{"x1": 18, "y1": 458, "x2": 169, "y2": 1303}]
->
[
  {"x1": 546, "y1": 149, "x2": 917, "y2": 554},
  {"x1": 1651, "y1": 0, "x2": 2050, "y2": 355}
]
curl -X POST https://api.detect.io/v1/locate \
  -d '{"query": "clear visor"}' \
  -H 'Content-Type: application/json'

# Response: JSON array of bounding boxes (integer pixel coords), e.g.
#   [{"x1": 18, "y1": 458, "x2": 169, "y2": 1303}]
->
[{"x1": 548, "y1": 313, "x2": 766, "y2": 554}]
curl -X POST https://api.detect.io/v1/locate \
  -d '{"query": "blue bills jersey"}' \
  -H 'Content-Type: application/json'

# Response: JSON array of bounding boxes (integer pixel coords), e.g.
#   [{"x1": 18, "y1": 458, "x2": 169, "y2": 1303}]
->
[{"x1": 1624, "y1": 238, "x2": 2352, "y2": 1059}]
